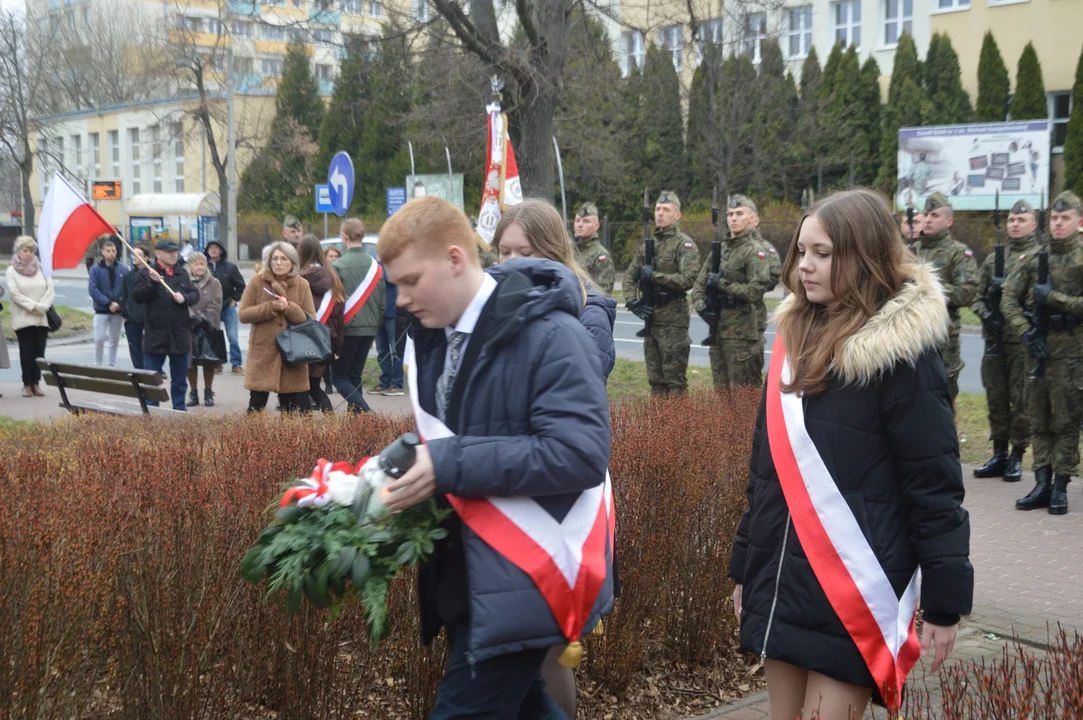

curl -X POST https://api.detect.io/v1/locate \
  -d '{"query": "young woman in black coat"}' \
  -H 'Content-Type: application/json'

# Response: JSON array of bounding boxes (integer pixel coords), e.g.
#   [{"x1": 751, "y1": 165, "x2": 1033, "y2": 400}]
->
[{"x1": 728, "y1": 189, "x2": 973, "y2": 718}]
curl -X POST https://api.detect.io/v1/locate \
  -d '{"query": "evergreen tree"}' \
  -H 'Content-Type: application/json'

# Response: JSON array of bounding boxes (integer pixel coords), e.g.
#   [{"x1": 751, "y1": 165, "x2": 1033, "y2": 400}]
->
[
  {"x1": 687, "y1": 49, "x2": 716, "y2": 201},
  {"x1": 820, "y1": 42, "x2": 844, "y2": 100},
  {"x1": 1011, "y1": 42, "x2": 1048, "y2": 120},
  {"x1": 1062, "y1": 44, "x2": 1083, "y2": 196},
  {"x1": 314, "y1": 35, "x2": 369, "y2": 215},
  {"x1": 747, "y1": 38, "x2": 795, "y2": 198},
  {"x1": 795, "y1": 48, "x2": 824, "y2": 192},
  {"x1": 823, "y1": 46, "x2": 866, "y2": 187},
  {"x1": 922, "y1": 33, "x2": 972, "y2": 125},
  {"x1": 635, "y1": 45, "x2": 688, "y2": 198},
  {"x1": 859, "y1": 56, "x2": 883, "y2": 185},
  {"x1": 976, "y1": 31, "x2": 1010, "y2": 122},
  {"x1": 877, "y1": 33, "x2": 922, "y2": 192},
  {"x1": 277, "y1": 39, "x2": 324, "y2": 137}
]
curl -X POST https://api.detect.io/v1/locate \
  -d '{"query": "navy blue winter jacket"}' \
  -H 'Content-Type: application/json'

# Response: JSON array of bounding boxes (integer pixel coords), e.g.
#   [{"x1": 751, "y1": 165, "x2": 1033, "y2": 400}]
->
[
  {"x1": 415, "y1": 258, "x2": 613, "y2": 663},
  {"x1": 88, "y1": 260, "x2": 128, "y2": 314},
  {"x1": 582, "y1": 287, "x2": 616, "y2": 380}
]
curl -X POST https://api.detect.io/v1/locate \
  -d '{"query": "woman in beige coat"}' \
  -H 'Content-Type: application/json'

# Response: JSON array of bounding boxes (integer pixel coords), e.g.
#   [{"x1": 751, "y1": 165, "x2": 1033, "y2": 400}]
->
[
  {"x1": 238, "y1": 241, "x2": 315, "y2": 413},
  {"x1": 6, "y1": 236, "x2": 55, "y2": 397}
]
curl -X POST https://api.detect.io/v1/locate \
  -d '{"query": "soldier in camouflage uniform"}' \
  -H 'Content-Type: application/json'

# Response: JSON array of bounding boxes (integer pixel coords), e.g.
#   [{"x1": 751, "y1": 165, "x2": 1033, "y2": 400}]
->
[
  {"x1": 691, "y1": 194, "x2": 773, "y2": 388},
  {"x1": 915, "y1": 192, "x2": 979, "y2": 402},
  {"x1": 752, "y1": 215, "x2": 782, "y2": 371},
  {"x1": 1001, "y1": 191, "x2": 1083, "y2": 516},
  {"x1": 572, "y1": 203, "x2": 615, "y2": 295},
  {"x1": 900, "y1": 209, "x2": 924, "y2": 249},
  {"x1": 971, "y1": 200, "x2": 1040, "y2": 482},
  {"x1": 625, "y1": 191, "x2": 700, "y2": 395}
]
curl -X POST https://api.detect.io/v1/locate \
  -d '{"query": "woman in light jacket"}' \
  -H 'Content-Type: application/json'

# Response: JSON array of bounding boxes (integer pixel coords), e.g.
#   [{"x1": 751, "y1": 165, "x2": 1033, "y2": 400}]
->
[
  {"x1": 6, "y1": 236, "x2": 55, "y2": 397},
  {"x1": 185, "y1": 252, "x2": 223, "y2": 407}
]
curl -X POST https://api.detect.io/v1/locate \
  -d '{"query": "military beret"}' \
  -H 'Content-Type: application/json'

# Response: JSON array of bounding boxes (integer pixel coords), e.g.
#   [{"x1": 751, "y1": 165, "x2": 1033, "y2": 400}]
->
[
  {"x1": 923, "y1": 192, "x2": 951, "y2": 213},
  {"x1": 729, "y1": 194, "x2": 758, "y2": 214},
  {"x1": 1010, "y1": 199, "x2": 1034, "y2": 216},
  {"x1": 656, "y1": 191, "x2": 681, "y2": 210},
  {"x1": 1052, "y1": 191, "x2": 1082, "y2": 213},
  {"x1": 576, "y1": 202, "x2": 598, "y2": 218},
  {"x1": 283, "y1": 214, "x2": 302, "y2": 229}
]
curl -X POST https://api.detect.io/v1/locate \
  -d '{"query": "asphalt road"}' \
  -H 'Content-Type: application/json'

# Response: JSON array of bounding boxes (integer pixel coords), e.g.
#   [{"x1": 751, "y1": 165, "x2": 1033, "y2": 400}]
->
[{"x1": 3, "y1": 279, "x2": 986, "y2": 394}]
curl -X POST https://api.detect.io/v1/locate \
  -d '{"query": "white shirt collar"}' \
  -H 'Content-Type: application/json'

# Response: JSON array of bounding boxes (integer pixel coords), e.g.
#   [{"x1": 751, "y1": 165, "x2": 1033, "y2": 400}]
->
[{"x1": 446, "y1": 273, "x2": 497, "y2": 338}]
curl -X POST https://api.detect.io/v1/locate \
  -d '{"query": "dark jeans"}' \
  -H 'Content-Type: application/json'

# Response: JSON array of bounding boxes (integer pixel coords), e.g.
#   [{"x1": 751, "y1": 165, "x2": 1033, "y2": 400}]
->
[
  {"x1": 430, "y1": 623, "x2": 568, "y2": 720},
  {"x1": 248, "y1": 390, "x2": 311, "y2": 413},
  {"x1": 332, "y1": 335, "x2": 374, "y2": 413},
  {"x1": 15, "y1": 326, "x2": 48, "y2": 386},
  {"x1": 376, "y1": 314, "x2": 406, "y2": 389},
  {"x1": 125, "y1": 320, "x2": 144, "y2": 370},
  {"x1": 144, "y1": 352, "x2": 190, "y2": 410},
  {"x1": 308, "y1": 372, "x2": 332, "y2": 412}
]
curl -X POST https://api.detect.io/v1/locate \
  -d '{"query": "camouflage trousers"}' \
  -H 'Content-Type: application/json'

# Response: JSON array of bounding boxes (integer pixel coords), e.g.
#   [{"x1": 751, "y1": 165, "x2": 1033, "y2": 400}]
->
[
  {"x1": 941, "y1": 330, "x2": 964, "y2": 402},
  {"x1": 709, "y1": 340, "x2": 763, "y2": 389},
  {"x1": 644, "y1": 323, "x2": 690, "y2": 394},
  {"x1": 1027, "y1": 357, "x2": 1083, "y2": 476},
  {"x1": 980, "y1": 342, "x2": 1030, "y2": 445}
]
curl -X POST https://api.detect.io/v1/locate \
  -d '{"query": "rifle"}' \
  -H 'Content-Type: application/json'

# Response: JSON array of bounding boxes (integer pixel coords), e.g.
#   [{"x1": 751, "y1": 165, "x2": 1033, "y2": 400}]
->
[
  {"x1": 1027, "y1": 193, "x2": 1051, "y2": 379},
  {"x1": 985, "y1": 190, "x2": 1005, "y2": 356},
  {"x1": 905, "y1": 189, "x2": 917, "y2": 253},
  {"x1": 631, "y1": 187, "x2": 655, "y2": 338},
  {"x1": 702, "y1": 186, "x2": 722, "y2": 346}
]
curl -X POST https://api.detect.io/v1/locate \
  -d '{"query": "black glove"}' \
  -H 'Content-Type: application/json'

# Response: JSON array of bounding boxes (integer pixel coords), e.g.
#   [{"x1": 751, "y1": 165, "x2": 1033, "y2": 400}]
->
[
  {"x1": 1034, "y1": 282, "x2": 1053, "y2": 306},
  {"x1": 1021, "y1": 327, "x2": 1049, "y2": 360},
  {"x1": 640, "y1": 264, "x2": 654, "y2": 286},
  {"x1": 697, "y1": 306, "x2": 719, "y2": 326},
  {"x1": 627, "y1": 298, "x2": 653, "y2": 322},
  {"x1": 708, "y1": 272, "x2": 722, "y2": 291},
  {"x1": 979, "y1": 310, "x2": 1002, "y2": 336}
]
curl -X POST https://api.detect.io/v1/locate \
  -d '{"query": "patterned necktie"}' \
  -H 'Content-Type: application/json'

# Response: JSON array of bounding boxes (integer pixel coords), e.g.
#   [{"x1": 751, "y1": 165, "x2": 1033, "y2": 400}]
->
[{"x1": 436, "y1": 331, "x2": 468, "y2": 423}]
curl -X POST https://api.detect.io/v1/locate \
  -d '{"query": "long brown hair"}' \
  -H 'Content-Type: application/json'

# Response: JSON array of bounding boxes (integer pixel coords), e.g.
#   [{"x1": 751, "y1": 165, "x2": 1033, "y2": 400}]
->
[
  {"x1": 298, "y1": 234, "x2": 346, "y2": 302},
  {"x1": 778, "y1": 189, "x2": 911, "y2": 396},
  {"x1": 493, "y1": 199, "x2": 591, "y2": 301}
]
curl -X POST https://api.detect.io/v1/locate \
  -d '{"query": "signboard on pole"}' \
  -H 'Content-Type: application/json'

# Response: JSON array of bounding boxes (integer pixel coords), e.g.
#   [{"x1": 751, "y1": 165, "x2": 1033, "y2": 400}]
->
[
  {"x1": 327, "y1": 152, "x2": 354, "y2": 217},
  {"x1": 91, "y1": 179, "x2": 122, "y2": 200},
  {"x1": 386, "y1": 187, "x2": 406, "y2": 216},
  {"x1": 896, "y1": 120, "x2": 1050, "y2": 211},
  {"x1": 405, "y1": 174, "x2": 465, "y2": 211},
  {"x1": 315, "y1": 184, "x2": 332, "y2": 213}
]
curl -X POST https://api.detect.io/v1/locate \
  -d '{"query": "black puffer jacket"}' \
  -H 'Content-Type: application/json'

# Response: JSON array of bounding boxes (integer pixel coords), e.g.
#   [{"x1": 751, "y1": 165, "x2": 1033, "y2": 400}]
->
[
  {"x1": 132, "y1": 263, "x2": 199, "y2": 355},
  {"x1": 206, "y1": 241, "x2": 246, "y2": 305},
  {"x1": 728, "y1": 263, "x2": 973, "y2": 698}
]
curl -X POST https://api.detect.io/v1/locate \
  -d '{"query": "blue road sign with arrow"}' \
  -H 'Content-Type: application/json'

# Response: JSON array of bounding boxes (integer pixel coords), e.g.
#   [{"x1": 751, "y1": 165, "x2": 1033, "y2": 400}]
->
[{"x1": 327, "y1": 152, "x2": 354, "y2": 217}]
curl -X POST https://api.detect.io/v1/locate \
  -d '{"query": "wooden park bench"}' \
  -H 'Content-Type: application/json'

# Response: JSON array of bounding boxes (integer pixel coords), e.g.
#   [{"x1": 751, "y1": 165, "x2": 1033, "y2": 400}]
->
[{"x1": 36, "y1": 359, "x2": 183, "y2": 416}]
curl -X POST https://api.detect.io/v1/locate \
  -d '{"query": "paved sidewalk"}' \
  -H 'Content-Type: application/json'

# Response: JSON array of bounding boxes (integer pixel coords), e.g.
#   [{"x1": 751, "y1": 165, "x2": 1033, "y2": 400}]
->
[{"x1": 692, "y1": 466, "x2": 1083, "y2": 719}]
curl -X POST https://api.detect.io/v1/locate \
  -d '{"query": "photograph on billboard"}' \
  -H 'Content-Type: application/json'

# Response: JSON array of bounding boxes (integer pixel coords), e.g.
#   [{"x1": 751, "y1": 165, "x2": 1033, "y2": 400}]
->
[
  {"x1": 896, "y1": 121, "x2": 1050, "y2": 211},
  {"x1": 405, "y1": 174, "x2": 465, "y2": 211}
]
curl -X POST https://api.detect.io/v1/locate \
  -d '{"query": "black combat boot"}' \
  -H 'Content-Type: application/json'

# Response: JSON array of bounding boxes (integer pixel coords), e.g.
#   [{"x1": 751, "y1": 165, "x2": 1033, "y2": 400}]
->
[
  {"x1": 1003, "y1": 445, "x2": 1026, "y2": 482},
  {"x1": 187, "y1": 388, "x2": 199, "y2": 407},
  {"x1": 1049, "y1": 474, "x2": 1070, "y2": 515},
  {"x1": 204, "y1": 388, "x2": 215, "y2": 408},
  {"x1": 1016, "y1": 466, "x2": 1053, "y2": 511},
  {"x1": 974, "y1": 440, "x2": 1009, "y2": 478}
]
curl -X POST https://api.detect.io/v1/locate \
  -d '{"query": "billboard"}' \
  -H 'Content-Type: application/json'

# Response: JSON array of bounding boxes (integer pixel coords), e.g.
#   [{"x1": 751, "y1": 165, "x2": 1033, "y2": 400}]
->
[
  {"x1": 896, "y1": 121, "x2": 1050, "y2": 211},
  {"x1": 405, "y1": 174, "x2": 465, "y2": 211}
]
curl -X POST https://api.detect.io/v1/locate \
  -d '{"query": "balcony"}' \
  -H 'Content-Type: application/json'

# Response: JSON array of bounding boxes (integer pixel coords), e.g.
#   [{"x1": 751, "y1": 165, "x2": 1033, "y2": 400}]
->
[
  {"x1": 227, "y1": 0, "x2": 261, "y2": 17},
  {"x1": 309, "y1": 6, "x2": 340, "y2": 24}
]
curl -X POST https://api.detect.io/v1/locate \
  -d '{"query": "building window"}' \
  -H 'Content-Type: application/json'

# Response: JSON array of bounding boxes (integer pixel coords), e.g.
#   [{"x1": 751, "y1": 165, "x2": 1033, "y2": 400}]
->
[
  {"x1": 293, "y1": 0, "x2": 302, "y2": 7},
  {"x1": 786, "y1": 6, "x2": 812, "y2": 59},
  {"x1": 261, "y1": 24, "x2": 286, "y2": 41},
  {"x1": 71, "y1": 134, "x2": 82, "y2": 179},
  {"x1": 129, "y1": 128, "x2": 140, "y2": 195},
  {"x1": 54, "y1": 137, "x2": 64, "y2": 177},
  {"x1": 1050, "y1": 91, "x2": 1071, "y2": 150},
  {"x1": 883, "y1": 0, "x2": 912, "y2": 47},
  {"x1": 316, "y1": 63, "x2": 333, "y2": 81},
  {"x1": 206, "y1": 19, "x2": 221, "y2": 34},
  {"x1": 183, "y1": 16, "x2": 201, "y2": 32},
  {"x1": 89, "y1": 132, "x2": 100, "y2": 178},
  {"x1": 172, "y1": 123, "x2": 184, "y2": 192},
  {"x1": 261, "y1": 58, "x2": 284, "y2": 77},
  {"x1": 833, "y1": 0, "x2": 861, "y2": 48},
  {"x1": 151, "y1": 125, "x2": 162, "y2": 193},
  {"x1": 743, "y1": 12, "x2": 766, "y2": 64},
  {"x1": 658, "y1": 24, "x2": 683, "y2": 73},
  {"x1": 235, "y1": 56, "x2": 255, "y2": 73},
  {"x1": 39, "y1": 136, "x2": 50, "y2": 192},
  {"x1": 108, "y1": 130, "x2": 120, "y2": 178},
  {"x1": 412, "y1": 0, "x2": 428, "y2": 22},
  {"x1": 340, "y1": 0, "x2": 361, "y2": 14},
  {"x1": 233, "y1": 20, "x2": 252, "y2": 37},
  {"x1": 695, "y1": 18, "x2": 723, "y2": 62},
  {"x1": 936, "y1": 0, "x2": 968, "y2": 8},
  {"x1": 313, "y1": 28, "x2": 333, "y2": 43},
  {"x1": 620, "y1": 30, "x2": 645, "y2": 77},
  {"x1": 368, "y1": 0, "x2": 381, "y2": 16}
]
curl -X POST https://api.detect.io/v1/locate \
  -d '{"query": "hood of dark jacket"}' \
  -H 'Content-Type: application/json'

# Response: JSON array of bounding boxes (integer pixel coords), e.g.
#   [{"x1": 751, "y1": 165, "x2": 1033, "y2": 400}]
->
[
  {"x1": 206, "y1": 240, "x2": 228, "y2": 260},
  {"x1": 774, "y1": 262, "x2": 949, "y2": 387},
  {"x1": 483, "y1": 258, "x2": 584, "y2": 350},
  {"x1": 585, "y1": 285, "x2": 616, "y2": 326}
]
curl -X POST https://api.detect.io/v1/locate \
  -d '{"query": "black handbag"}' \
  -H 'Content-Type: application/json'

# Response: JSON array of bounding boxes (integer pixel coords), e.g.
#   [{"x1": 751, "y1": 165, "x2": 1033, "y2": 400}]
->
[
  {"x1": 192, "y1": 324, "x2": 227, "y2": 366},
  {"x1": 46, "y1": 306, "x2": 62, "y2": 333},
  {"x1": 275, "y1": 315, "x2": 333, "y2": 366}
]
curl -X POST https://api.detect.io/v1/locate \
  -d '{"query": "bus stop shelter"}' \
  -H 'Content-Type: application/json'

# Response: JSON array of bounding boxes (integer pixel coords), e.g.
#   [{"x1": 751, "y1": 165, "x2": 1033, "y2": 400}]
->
[{"x1": 126, "y1": 192, "x2": 220, "y2": 250}]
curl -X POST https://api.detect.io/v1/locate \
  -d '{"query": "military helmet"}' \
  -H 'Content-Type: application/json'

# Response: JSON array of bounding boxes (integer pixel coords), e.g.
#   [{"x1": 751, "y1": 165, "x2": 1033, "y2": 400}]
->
[
  {"x1": 728, "y1": 194, "x2": 758, "y2": 214},
  {"x1": 923, "y1": 192, "x2": 951, "y2": 213},
  {"x1": 656, "y1": 191, "x2": 681, "y2": 210},
  {"x1": 576, "y1": 202, "x2": 598, "y2": 218},
  {"x1": 1052, "y1": 191, "x2": 1083, "y2": 213},
  {"x1": 1010, "y1": 199, "x2": 1034, "y2": 216}
]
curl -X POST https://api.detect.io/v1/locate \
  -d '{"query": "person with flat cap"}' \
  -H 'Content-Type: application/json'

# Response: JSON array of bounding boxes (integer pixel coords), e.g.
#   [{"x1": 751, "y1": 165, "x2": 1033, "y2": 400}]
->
[
  {"x1": 971, "y1": 200, "x2": 1040, "y2": 482},
  {"x1": 915, "y1": 192, "x2": 979, "y2": 402},
  {"x1": 1002, "y1": 191, "x2": 1083, "y2": 516},
  {"x1": 624, "y1": 191, "x2": 700, "y2": 395},
  {"x1": 573, "y1": 202, "x2": 614, "y2": 295},
  {"x1": 691, "y1": 194, "x2": 773, "y2": 388}
]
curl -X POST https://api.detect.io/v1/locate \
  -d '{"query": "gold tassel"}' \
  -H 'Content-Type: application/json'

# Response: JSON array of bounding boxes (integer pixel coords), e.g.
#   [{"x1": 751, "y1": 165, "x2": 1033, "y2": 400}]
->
[
  {"x1": 591, "y1": 621, "x2": 604, "y2": 637},
  {"x1": 557, "y1": 641, "x2": 584, "y2": 668}
]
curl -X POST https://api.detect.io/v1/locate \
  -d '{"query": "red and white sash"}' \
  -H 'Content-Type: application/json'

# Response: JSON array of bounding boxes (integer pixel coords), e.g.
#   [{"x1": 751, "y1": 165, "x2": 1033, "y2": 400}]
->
[
  {"x1": 766, "y1": 336, "x2": 921, "y2": 710},
  {"x1": 404, "y1": 337, "x2": 614, "y2": 645},
  {"x1": 342, "y1": 260, "x2": 383, "y2": 324},
  {"x1": 315, "y1": 290, "x2": 335, "y2": 325}
]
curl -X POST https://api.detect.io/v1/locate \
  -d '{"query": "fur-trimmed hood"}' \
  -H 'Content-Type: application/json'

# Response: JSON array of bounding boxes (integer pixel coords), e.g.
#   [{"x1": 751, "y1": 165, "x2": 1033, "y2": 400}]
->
[{"x1": 775, "y1": 262, "x2": 950, "y2": 386}]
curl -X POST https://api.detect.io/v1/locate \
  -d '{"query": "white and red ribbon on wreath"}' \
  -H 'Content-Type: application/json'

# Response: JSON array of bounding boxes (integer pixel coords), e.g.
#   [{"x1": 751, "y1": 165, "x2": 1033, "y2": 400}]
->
[
  {"x1": 403, "y1": 338, "x2": 613, "y2": 656},
  {"x1": 766, "y1": 336, "x2": 921, "y2": 710},
  {"x1": 475, "y1": 103, "x2": 523, "y2": 251},
  {"x1": 280, "y1": 458, "x2": 369, "y2": 509}
]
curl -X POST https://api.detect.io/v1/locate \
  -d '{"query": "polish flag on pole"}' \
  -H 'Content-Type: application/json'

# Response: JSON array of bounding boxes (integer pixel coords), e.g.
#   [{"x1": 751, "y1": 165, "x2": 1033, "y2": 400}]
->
[
  {"x1": 475, "y1": 81, "x2": 523, "y2": 251},
  {"x1": 38, "y1": 173, "x2": 115, "y2": 277}
]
